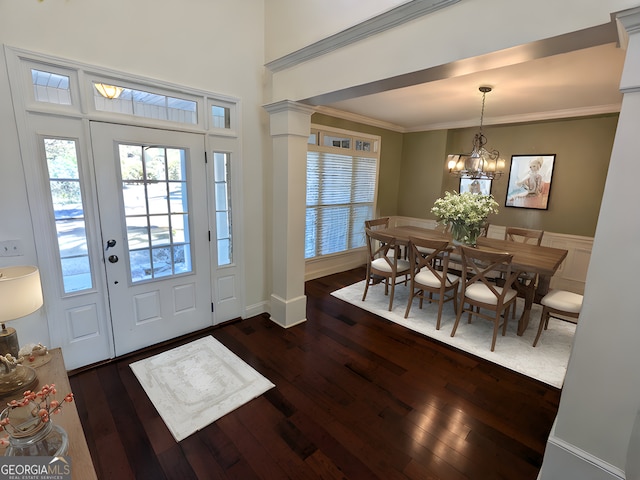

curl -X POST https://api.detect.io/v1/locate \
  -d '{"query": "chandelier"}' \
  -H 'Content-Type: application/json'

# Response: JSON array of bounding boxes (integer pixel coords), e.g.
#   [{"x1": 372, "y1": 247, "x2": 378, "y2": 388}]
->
[
  {"x1": 94, "y1": 83, "x2": 124, "y2": 99},
  {"x1": 447, "y1": 86, "x2": 505, "y2": 180}
]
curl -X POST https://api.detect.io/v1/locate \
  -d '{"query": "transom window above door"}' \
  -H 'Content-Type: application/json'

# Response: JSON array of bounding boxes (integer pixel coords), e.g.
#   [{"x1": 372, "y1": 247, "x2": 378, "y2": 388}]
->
[
  {"x1": 20, "y1": 56, "x2": 238, "y2": 134},
  {"x1": 93, "y1": 82, "x2": 198, "y2": 125}
]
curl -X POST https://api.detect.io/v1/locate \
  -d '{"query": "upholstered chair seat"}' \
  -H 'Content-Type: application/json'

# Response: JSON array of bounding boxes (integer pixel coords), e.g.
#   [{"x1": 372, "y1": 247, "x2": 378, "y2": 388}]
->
[
  {"x1": 465, "y1": 284, "x2": 517, "y2": 306},
  {"x1": 533, "y1": 289, "x2": 583, "y2": 347}
]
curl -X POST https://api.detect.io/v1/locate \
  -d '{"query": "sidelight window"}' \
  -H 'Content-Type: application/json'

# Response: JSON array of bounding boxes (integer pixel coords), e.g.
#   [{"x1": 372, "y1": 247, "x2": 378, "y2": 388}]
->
[
  {"x1": 43, "y1": 138, "x2": 93, "y2": 293},
  {"x1": 213, "y1": 152, "x2": 233, "y2": 266}
]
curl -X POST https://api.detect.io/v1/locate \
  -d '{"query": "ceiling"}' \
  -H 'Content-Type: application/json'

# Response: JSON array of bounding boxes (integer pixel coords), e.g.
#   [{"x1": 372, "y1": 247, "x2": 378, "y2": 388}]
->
[{"x1": 312, "y1": 39, "x2": 626, "y2": 133}]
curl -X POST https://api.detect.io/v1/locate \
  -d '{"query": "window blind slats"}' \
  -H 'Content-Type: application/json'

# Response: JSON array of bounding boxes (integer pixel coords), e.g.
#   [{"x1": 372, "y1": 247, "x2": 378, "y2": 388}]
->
[{"x1": 305, "y1": 148, "x2": 377, "y2": 259}]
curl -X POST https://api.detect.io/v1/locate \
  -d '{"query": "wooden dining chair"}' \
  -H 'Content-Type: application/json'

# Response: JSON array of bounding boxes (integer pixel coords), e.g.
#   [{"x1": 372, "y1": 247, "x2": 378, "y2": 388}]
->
[
  {"x1": 362, "y1": 228, "x2": 411, "y2": 311},
  {"x1": 533, "y1": 289, "x2": 582, "y2": 347},
  {"x1": 504, "y1": 227, "x2": 545, "y2": 317},
  {"x1": 480, "y1": 221, "x2": 490, "y2": 238},
  {"x1": 365, "y1": 217, "x2": 390, "y2": 230},
  {"x1": 504, "y1": 227, "x2": 544, "y2": 245},
  {"x1": 451, "y1": 246, "x2": 519, "y2": 352},
  {"x1": 404, "y1": 237, "x2": 459, "y2": 329},
  {"x1": 364, "y1": 217, "x2": 406, "y2": 258}
]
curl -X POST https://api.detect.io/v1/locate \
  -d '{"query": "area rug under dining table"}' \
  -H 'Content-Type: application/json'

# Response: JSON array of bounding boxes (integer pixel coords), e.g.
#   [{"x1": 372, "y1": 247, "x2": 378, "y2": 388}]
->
[{"x1": 331, "y1": 280, "x2": 576, "y2": 388}]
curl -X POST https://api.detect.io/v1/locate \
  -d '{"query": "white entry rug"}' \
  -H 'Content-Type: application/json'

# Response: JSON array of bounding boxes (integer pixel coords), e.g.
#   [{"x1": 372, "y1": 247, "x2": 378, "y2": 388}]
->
[
  {"x1": 332, "y1": 280, "x2": 576, "y2": 389},
  {"x1": 130, "y1": 336, "x2": 275, "y2": 442}
]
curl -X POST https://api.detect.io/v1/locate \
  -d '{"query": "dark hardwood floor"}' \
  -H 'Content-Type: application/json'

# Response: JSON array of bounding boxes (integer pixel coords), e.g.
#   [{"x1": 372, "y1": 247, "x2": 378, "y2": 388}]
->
[{"x1": 69, "y1": 267, "x2": 560, "y2": 479}]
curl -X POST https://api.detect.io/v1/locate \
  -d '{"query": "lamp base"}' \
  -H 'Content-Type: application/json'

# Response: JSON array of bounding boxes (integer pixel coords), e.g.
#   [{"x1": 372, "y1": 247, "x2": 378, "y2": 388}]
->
[
  {"x1": 0, "y1": 326, "x2": 19, "y2": 359},
  {"x1": 0, "y1": 364, "x2": 38, "y2": 399}
]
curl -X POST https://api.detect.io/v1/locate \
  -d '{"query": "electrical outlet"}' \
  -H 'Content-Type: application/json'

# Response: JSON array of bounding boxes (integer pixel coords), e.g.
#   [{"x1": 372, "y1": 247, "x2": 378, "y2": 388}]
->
[{"x1": 0, "y1": 240, "x2": 23, "y2": 257}]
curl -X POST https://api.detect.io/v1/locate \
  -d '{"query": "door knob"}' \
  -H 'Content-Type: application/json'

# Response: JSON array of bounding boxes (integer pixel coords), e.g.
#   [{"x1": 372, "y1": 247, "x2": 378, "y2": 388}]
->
[
  {"x1": 108, "y1": 255, "x2": 119, "y2": 263},
  {"x1": 106, "y1": 239, "x2": 116, "y2": 250}
]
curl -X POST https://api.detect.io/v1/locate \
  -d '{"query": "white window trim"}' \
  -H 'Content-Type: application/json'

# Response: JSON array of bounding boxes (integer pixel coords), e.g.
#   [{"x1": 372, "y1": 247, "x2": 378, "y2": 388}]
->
[
  {"x1": 6, "y1": 45, "x2": 240, "y2": 137},
  {"x1": 305, "y1": 124, "x2": 381, "y2": 279}
]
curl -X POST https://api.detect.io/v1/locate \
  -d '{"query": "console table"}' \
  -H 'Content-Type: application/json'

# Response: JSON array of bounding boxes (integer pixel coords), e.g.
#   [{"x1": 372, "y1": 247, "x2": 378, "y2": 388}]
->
[{"x1": 0, "y1": 348, "x2": 97, "y2": 480}]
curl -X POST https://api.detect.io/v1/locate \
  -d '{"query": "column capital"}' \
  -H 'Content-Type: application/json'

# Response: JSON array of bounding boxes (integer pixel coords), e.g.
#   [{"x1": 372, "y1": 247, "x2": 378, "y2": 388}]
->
[
  {"x1": 264, "y1": 99, "x2": 316, "y2": 116},
  {"x1": 616, "y1": 6, "x2": 640, "y2": 37},
  {"x1": 264, "y1": 100, "x2": 315, "y2": 137},
  {"x1": 616, "y1": 6, "x2": 640, "y2": 92}
]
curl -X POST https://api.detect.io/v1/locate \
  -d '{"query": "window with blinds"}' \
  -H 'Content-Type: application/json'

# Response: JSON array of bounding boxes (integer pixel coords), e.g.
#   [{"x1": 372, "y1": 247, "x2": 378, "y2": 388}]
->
[{"x1": 305, "y1": 127, "x2": 380, "y2": 259}]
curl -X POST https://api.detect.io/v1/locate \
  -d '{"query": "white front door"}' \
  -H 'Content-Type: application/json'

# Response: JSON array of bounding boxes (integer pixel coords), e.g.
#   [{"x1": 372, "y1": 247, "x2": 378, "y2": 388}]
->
[{"x1": 90, "y1": 122, "x2": 212, "y2": 356}]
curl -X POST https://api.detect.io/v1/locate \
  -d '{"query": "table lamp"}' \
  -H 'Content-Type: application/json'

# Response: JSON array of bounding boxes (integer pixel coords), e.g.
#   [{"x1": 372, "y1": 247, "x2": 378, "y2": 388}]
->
[{"x1": 0, "y1": 266, "x2": 43, "y2": 397}]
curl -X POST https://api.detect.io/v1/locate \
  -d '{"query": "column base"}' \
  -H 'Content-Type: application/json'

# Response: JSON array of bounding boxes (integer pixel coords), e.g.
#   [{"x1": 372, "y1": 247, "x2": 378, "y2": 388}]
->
[{"x1": 269, "y1": 294, "x2": 307, "y2": 328}]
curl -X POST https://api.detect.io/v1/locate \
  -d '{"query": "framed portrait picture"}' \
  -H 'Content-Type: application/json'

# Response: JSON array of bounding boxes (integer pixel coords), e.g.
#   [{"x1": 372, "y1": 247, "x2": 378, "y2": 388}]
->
[
  {"x1": 505, "y1": 154, "x2": 556, "y2": 210},
  {"x1": 459, "y1": 178, "x2": 492, "y2": 195}
]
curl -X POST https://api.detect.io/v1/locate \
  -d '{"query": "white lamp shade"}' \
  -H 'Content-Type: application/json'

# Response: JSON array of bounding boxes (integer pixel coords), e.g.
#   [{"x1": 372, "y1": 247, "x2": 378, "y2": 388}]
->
[{"x1": 0, "y1": 266, "x2": 44, "y2": 323}]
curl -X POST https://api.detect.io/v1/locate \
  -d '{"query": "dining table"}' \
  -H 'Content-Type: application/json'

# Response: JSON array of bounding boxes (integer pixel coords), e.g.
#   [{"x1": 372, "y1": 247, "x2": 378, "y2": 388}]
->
[{"x1": 377, "y1": 225, "x2": 568, "y2": 335}]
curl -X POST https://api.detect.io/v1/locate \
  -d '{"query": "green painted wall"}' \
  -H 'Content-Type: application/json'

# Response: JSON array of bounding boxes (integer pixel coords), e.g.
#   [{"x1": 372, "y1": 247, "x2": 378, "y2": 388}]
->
[
  {"x1": 313, "y1": 112, "x2": 618, "y2": 238},
  {"x1": 397, "y1": 130, "x2": 448, "y2": 218},
  {"x1": 436, "y1": 114, "x2": 617, "y2": 237}
]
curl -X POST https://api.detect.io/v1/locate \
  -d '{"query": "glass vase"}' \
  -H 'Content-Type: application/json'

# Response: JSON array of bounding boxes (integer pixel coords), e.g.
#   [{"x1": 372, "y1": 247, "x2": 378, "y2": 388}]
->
[
  {"x1": 5, "y1": 419, "x2": 68, "y2": 457},
  {"x1": 450, "y1": 221, "x2": 481, "y2": 247},
  {"x1": 1, "y1": 403, "x2": 68, "y2": 457}
]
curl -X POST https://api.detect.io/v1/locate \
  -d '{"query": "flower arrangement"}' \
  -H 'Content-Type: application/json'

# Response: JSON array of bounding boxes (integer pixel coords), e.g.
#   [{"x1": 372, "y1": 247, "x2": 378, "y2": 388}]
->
[
  {"x1": 0, "y1": 384, "x2": 73, "y2": 445},
  {"x1": 431, "y1": 191, "x2": 499, "y2": 245}
]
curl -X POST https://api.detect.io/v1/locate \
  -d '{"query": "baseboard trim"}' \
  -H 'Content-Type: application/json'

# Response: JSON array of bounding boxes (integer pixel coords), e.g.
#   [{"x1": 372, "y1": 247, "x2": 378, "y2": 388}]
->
[
  {"x1": 305, "y1": 250, "x2": 366, "y2": 281},
  {"x1": 245, "y1": 300, "x2": 269, "y2": 319},
  {"x1": 540, "y1": 426, "x2": 625, "y2": 480}
]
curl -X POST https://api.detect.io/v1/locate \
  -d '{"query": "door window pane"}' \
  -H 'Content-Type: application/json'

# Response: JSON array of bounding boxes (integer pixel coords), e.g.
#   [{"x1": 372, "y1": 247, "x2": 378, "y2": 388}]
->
[
  {"x1": 118, "y1": 143, "x2": 193, "y2": 282},
  {"x1": 129, "y1": 250, "x2": 152, "y2": 282},
  {"x1": 173, "y1": 245, "x2": 191, "y2": 274},
  {"x1": 126, "y1": 217, "x2": 150, "y2": 249},
  {"x1": 44, "y1": 138, "x2": 93, "y2": 293}
]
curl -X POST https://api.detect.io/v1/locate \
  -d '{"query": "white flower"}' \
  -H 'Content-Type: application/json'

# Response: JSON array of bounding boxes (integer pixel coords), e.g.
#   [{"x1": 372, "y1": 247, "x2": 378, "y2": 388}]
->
[{"x1": 431, "y1": 191, "x2": 499, "y2": 227}]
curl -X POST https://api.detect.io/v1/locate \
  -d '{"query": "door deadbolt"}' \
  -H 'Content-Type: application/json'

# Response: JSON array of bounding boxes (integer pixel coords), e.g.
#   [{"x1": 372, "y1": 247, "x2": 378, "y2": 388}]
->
[{"x1": 108, "y1": 255, "x2": 119, "y2": 263}]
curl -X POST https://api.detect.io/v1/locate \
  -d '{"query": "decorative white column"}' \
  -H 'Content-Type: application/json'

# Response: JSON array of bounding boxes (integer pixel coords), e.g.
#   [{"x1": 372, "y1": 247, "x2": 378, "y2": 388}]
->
[
  {"x1": 264, "y1": 100, "x2": 315, "y2": 328},
  {"x1": 540, "y1": 6, "x2": 640, "y2": 480}
]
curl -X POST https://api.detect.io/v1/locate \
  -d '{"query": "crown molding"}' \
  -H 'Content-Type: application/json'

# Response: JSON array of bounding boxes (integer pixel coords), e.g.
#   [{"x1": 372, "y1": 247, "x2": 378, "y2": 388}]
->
[
  {"x1": 312, "y1": 106, "x2": 408, "y2": 132},
  {"x1": 314, "y1": 103, "x2": 621, "y2": 134},
  {"x1": 265, "y1": 0, "x2": 460, "y2": 73},
  {"x1": 404, "y1": 104, "x2": 622, "y2": 132}
]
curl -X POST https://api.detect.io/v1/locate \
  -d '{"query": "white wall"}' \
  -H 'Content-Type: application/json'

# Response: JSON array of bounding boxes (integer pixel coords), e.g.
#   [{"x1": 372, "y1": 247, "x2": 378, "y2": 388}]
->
[
  {"x1": 264, "y1": 0, "x2": 409, "y2": 62},
  {"x1": 0, "y1": 0, "x2": 268, "y2": 347}
]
